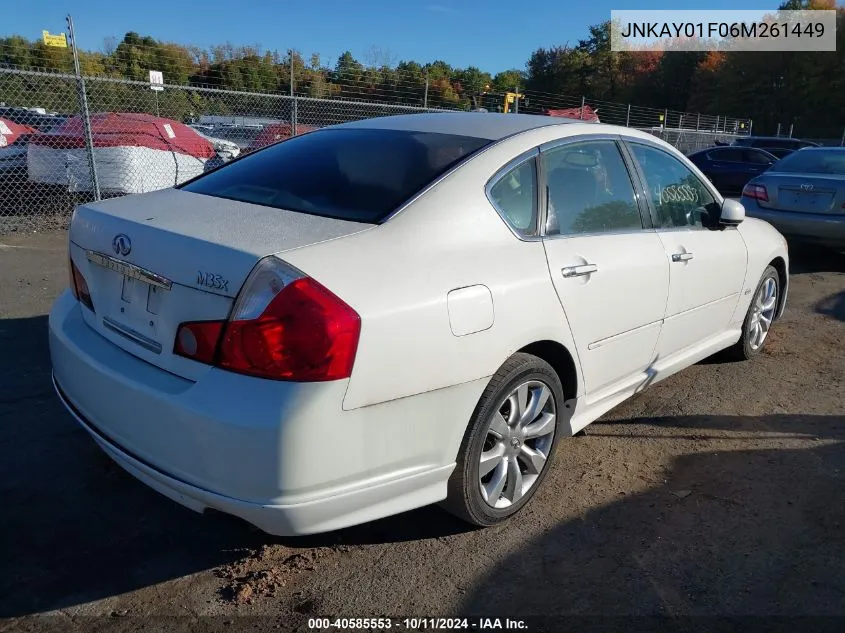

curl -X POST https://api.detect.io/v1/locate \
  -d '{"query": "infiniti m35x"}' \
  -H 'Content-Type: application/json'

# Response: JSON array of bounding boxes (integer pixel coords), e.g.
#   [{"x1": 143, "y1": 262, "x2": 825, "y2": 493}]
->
[{"x1": 50, "y1": 112, "x2": 789, "y2": 535}]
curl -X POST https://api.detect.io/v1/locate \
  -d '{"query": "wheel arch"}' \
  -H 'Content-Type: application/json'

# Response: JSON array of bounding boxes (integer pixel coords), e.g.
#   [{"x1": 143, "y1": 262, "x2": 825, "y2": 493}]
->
[
  {"x1": 517, "y1": 340, "x2": 580, "y2": 402},
  {"x1": 768, "y1": 255, "x2": 788, "y2": 320}
]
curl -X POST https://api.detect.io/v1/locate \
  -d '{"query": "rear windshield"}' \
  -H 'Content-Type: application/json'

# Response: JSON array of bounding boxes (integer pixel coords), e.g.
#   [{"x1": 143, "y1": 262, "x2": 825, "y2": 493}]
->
[
  {"x1": 180, "y1": 127, "x2": 491, "y2": 223},
  {"x1": 769, "y1": 150, "x2": 845, "y2": 175}
]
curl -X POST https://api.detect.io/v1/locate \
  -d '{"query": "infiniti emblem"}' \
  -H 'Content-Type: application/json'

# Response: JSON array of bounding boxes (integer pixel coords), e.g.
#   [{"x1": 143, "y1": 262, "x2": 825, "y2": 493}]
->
[
  {"x1": 112, "y1": 234, "x2": 131, "y2": 256},
  {"x1": 800, "y1": 183, "x2": 814, "y2": 192}
]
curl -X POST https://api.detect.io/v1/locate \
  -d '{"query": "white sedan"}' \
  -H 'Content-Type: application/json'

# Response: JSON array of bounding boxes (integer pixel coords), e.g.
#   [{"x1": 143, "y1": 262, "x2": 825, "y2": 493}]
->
[{"x1": 49, "y1": 113, "x2": 789, "y2": 534}]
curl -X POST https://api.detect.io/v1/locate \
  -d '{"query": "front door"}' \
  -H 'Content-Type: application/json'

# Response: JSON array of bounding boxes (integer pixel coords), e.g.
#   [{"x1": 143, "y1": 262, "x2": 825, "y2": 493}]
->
[{"x1": 625, "y1": 141, "x2": 747, "y2": 357}]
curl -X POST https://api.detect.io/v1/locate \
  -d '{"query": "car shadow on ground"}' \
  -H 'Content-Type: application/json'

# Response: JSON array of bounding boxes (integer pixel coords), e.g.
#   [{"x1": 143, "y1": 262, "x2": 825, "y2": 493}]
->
[
  {"x1": 3, "y1": 313, "x2": 843, "y2": 616},
  {"x1": 816, "y1": 291, "x2": 845, "y2": 323},
  {"x1": 787, "y1": 242, "x2": 845, "y2": 274},
  {"x1": 0, "y1": 315, "x2": 471, "y2": 617},
  {"x1": 459, "y1": 413, "x2": 845, "y2": 617}
]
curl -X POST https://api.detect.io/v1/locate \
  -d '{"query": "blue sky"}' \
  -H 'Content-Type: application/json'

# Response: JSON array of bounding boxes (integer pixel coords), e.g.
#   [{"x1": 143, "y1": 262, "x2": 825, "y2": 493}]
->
[{"x1": 11, "y1": 0, "x2": 780, "y2": 73}]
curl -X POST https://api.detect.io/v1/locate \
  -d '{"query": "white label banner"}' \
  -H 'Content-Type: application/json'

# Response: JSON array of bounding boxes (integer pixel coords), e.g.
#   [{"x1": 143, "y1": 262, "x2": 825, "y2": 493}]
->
[{"x1": 610, "y1": 10, "x2": 837, "y2": 52}]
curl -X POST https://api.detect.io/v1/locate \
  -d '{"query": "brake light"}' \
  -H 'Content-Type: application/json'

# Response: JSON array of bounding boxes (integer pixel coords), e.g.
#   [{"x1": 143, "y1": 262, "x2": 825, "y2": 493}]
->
[
  {"x1": 742, "y1": 183, "x2": 769, "y2": 202},
  {"x1": 174, "y1": 257, "x2": 361, "y2": 382},
  {"x1": 69, "y1": 257, "x2": 95, "y2": 312}
]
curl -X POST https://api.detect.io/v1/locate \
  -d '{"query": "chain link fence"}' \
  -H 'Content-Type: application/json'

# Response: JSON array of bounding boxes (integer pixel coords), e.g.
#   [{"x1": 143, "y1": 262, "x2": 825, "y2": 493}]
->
[{"x1": 1, "y1": 65, "x2": 745, "y2": 234}]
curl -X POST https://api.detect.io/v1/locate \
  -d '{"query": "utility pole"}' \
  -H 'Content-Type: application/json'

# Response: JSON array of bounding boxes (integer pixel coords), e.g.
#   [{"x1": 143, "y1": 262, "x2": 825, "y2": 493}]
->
[
  {"x1": 67, "y1": 15, "x2": 100, "y2": 200},
  {"x1": 424, "y1": 74, "x2": 429, "y2": 109},
  {"x1": 289, "y1": 50, "x2": 297, "y2": 136}
]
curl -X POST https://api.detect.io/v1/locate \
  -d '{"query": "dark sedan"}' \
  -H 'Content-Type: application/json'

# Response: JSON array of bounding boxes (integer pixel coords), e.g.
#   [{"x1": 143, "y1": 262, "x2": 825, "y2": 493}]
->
[
  {"x1": 740, "y1": 147, "x2": 845, "y2": 250},
  {"x1": 688, "y1": 146, "x2": 779, "y2": 195},
  {"x1": 733, "y1": 136, "x2": 820, "y2": 159}
]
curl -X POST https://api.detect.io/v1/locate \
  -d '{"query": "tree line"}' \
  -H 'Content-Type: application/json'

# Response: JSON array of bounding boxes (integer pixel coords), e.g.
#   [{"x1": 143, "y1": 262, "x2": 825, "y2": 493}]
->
[{"x1": 1, "y1": 0, "x2": 842, "y2": 137}]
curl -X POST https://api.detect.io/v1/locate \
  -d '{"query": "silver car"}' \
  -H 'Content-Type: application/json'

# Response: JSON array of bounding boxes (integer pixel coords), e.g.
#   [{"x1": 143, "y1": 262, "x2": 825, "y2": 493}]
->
[{"x1": 740, "y1": 147, "x2": 845, "y2": 250}]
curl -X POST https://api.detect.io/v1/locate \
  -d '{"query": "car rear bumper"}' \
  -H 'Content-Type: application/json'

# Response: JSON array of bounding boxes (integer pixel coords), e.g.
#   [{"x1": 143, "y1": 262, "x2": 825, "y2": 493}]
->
[
  {"x1": 741, "y1": 197, "x2": 845, "y2": 247},
  {"x1": 49, "y1": 290, "x2": 483, "y2": 535}
]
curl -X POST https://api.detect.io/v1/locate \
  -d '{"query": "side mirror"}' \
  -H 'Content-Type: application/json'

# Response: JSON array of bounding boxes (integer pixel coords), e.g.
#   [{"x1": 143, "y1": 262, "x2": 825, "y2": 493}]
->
[{"x1": 720, "y1": 198, "x2": 745, "y2": 226}]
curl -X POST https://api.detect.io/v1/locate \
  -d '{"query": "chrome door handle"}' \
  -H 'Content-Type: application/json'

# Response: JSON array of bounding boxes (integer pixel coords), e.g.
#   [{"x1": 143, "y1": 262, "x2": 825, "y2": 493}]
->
[
  {"x1": 561, "y1": 264, "x2": 598, "y2": 278},
  {"x1": 671, "y1": 252, "x2": 694, "y2": 262}
]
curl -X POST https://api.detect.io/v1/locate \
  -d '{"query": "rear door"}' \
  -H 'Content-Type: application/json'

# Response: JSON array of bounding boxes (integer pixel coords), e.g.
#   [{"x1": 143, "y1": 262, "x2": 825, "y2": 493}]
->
[
  {"x1": 705, "y1": 147, "x2": 743, "y2": 192},
  {"x1": 624, "y1": 140, "x2": 747, "y2": 357},
  {"x1": 537, "y1": 137, "x2": 669, "y2": 398}
]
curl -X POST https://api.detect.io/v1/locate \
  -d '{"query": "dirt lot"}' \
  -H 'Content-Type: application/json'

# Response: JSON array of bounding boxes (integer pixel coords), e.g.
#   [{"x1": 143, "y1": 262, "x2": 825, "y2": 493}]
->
[{"x1": 1, "y1": 231, "x2": 844, "y2": 631}]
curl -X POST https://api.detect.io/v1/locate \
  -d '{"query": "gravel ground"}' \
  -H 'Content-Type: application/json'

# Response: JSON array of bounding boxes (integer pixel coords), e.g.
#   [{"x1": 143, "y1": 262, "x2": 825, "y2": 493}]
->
[{"x1": 1, "y1": 231, "x2": 843, "y2": 631}]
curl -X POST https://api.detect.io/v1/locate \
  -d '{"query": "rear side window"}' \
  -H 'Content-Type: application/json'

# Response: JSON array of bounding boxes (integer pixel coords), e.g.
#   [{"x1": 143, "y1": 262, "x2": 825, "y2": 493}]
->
[
  {"x1": 489, "y1": 158, "x2": 538, "y2": 236},
  {"x1": 181, "y1": 128, "x2": 491, "y2": 223},
  {"x1": 708, "y1": 148, "x2": 743, "y2": 162},
  {"x1": 543, "y1": 140, "x2": 643, "y2": 236}
]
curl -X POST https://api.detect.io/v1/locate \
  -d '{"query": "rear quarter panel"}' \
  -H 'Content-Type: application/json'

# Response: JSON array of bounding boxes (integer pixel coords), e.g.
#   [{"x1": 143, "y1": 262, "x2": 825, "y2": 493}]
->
[{"x1": 279, "y1": 127, "x2": 584, "y2": 411}]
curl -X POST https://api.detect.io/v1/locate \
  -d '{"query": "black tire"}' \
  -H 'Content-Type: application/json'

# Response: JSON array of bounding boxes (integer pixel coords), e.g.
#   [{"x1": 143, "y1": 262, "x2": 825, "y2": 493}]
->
[
  {"x1": 442, "y1": 353, "x2": 565, "y2": 527},
  {"x1": 726, "y1": 265, "x2": 780, "y2": 361}
]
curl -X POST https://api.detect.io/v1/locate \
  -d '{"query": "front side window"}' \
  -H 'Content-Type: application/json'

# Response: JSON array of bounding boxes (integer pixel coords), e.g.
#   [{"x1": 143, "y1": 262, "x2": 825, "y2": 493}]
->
[
  {"x1": 489, "y1": 158, "x2": 538, "y2": 235},
  {"x1": 629, "y1": 143, "x2": 719, "y2": 230},
  {"x1": 744, "y1": 149, "x2": 775, "y2": 165},
  {"x1": 542, "y1": 140, "x2": 642, "y2": 236},
  {"x1": 181, "y1": 128, "x2": 491, "y2": 223}
]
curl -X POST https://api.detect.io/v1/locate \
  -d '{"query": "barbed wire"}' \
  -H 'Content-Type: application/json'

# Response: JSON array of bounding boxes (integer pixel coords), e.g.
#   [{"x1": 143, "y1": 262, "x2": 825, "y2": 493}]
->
[{"x1": 0, "y1": 37, "x2": 751, "y2": 130}]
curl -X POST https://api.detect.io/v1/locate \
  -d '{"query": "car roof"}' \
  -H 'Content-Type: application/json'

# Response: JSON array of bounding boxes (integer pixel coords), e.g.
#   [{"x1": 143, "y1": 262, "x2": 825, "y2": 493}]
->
[
  {"x1": 330, "y1": 112, "x2": 580, "y2": 141},
  {"x1": 742, "y1": 136, "x2": 819, "y2": 144},
  {"x1": 790, "y1": 146, "x2": 844, "y2": 152}
]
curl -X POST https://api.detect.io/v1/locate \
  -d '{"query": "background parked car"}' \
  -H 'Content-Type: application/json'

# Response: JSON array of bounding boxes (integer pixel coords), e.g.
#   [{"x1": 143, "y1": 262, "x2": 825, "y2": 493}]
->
[
  {"x1": 0, "y1": 105, "x2": 67, "y2": 132},
  {"x1": 740, "y1": 147, "x2": 845, "y2": 250},
  {"x1": 247, "y1": 122, "x2": 319, "y2": 152},
  {"x1": 26, "y1": 112, "x2": 218, "y2": 194},
  {"x1": 687, "y1": 146, "x2": 779, "y2": 196},
  {"x1": 0, "y1": 117, "x2": 36, "y2": 175},
  {"x1": 733, "y1": 136, "x2": 820, "y2": 159}
]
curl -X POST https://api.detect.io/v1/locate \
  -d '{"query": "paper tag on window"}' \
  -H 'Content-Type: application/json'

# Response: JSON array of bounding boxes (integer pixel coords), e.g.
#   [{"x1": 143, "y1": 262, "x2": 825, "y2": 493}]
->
[
  {"x1": 163, "y1": 123, "x2": 176, "y2": 139},
  {"x1": 0, "y1": 121, "x2": 12, "y2": 135}
]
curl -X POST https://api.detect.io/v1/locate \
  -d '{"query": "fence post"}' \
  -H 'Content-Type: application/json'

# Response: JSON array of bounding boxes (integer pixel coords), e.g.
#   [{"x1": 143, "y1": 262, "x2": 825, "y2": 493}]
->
[
  {"x1": 66, "y1": 15, "x2": 100, "y2": 201},
  {"x1": 288, "y1": 51, "x2": 298, "y2": 136},
  {"x1": 776, "y1": 123, "x2": 781, "y2": 137},
  {"x1": 424, "y1": 74, "x2": 429, "y2": 109},
  {"x1": 788, "y1": 123, "x2": 793, "y2": 138},
  {"x1": 840, "y1": 126, "x2": 844, "y2": 147},
  {"x1": 625, "y1": 104, "x2": 631, "y2": 127},
  {"x1": 696, "y1": 113, "x2": 700, "y2": 131},
  {"x1": 579, "y1": 96, "x2": 586, "y2": 120},
  {"x1": 514, "y1": 86, "x2": 519, "y2": 114},
  {"x1": 748, "y1": 119, "x2": 753, "y2": 136},
  {"x1": 663, "y1": 108, "x2": 668, "y2": 129}
]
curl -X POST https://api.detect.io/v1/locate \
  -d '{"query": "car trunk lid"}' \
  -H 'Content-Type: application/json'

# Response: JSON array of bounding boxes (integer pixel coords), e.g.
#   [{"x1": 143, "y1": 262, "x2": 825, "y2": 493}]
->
[
  {"x1": 69, "y1": 187, "x2": 370, "y2": 380},
  {"x1": 756, "y1": 173, "x2": 845, "y2": 214}
]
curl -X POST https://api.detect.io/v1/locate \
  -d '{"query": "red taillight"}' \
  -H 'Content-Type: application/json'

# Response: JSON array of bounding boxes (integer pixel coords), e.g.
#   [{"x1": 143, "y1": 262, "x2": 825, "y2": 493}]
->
[
  {"x1": 742, "y1": 183, "x2": 769, "y2": 202},
  {"x1": 174, "y1": 320, "x2": 225, "y2": 365},
  {"x1": 69, "y1": 258, "x2": 95, "y2": 312},
  {"x1": 173, "y1": 257, "x2": 361, "y2": 382},
  {"x1": 218, "y1": 277, "x2": 361, "y2": 381}
]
